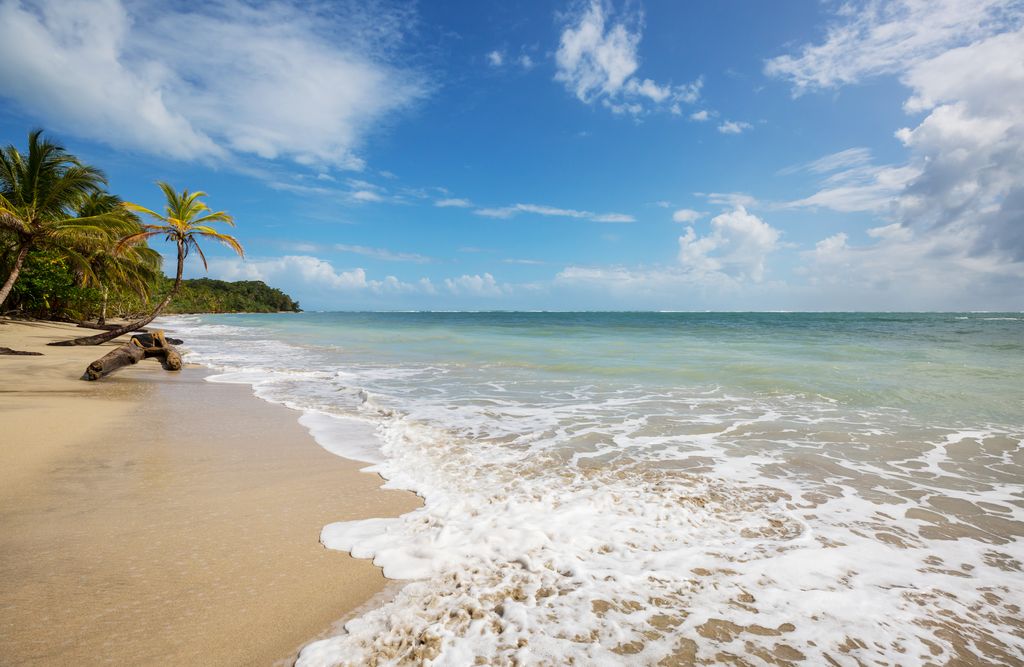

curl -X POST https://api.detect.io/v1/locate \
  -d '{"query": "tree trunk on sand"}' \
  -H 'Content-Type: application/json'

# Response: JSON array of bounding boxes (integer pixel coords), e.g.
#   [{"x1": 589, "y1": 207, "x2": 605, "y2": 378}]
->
[
  {"x1": 0, "y1": 243, "x2": 30, "y2": 309},
  {"x1": 81, "y1": 330, "x2": 182, "y2": 381},
  {"x1": 51, "y1": 242, "x2": 184, "y2": 347}
]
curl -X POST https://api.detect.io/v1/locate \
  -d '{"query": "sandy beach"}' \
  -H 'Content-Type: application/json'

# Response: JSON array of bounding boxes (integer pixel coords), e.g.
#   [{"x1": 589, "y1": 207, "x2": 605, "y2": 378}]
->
[{"x1": 0, "y1": 320, "x2": 419, "y2": 665}]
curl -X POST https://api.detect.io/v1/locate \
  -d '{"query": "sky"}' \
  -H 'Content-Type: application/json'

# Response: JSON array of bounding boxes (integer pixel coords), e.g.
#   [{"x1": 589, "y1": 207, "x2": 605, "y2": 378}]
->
[{"x1": 0, "y1": 0, "x2": 1021, "y2": 311}]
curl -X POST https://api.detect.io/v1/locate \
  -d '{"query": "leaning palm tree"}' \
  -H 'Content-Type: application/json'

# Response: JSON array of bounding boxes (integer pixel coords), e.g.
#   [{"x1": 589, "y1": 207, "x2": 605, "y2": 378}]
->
[
  {"x1": 0, "y1": 129, "x2": 118, "y2": 308},
  {"x1": 53, "y1": 182, "x2": 244, "y2": 345}
]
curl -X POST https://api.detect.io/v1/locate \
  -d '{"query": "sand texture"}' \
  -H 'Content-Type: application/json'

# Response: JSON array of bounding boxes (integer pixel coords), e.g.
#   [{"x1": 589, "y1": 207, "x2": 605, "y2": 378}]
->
[{"x1": 0, "y1": 320, "x2": 418, "y2": 665}]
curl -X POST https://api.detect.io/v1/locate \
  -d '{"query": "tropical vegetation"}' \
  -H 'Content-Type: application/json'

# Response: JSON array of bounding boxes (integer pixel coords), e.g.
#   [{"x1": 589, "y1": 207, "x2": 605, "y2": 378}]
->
[
  {"x1": 1, "y1": 129, "x2": 298, "y2": 332},
  {"x1": 55, "y1": 182, "x2": 245, "y2": 345}
]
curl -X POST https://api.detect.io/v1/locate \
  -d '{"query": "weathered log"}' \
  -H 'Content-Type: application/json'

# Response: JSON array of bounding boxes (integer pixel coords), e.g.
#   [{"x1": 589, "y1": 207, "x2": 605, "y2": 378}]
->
[
  {"x1": 81, "y1": 330, "x2": 183, "y2": 381},
  {"x1": 75, "y1": 321, "x2": 150, "y2": 333},
  {"x1": 0, "y1": 346, "x2": 43, "y2": 356}
]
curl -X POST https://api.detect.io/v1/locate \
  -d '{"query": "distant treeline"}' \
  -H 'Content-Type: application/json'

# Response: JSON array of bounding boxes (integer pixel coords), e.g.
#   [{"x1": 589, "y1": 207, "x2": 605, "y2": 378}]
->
[
  {"x1": 160, "y1": 277, "x2": 301, "y2": 314},
  {"x1": 2, "y1": 248, "x2": 299, "y2": 319}
]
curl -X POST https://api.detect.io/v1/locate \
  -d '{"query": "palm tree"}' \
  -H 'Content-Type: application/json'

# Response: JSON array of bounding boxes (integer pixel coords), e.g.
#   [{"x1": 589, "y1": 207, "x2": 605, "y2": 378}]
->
[
  {"x1": 72, "y1": 192, "x2": 163, "y2": 324},
  {"x1": 54, "y1": 182, "x2": 244, "y2": 346},
  {"x1": 0, "y1": 129, "x2": 117, "y2": 308}
]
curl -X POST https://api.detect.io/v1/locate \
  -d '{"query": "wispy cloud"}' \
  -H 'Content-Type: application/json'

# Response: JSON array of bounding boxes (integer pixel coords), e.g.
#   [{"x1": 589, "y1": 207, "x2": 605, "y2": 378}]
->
[
  {"x1": 696, "y1": 192, "x2": 759, "y2": 208},
  {"x1": 764, "y1": 0, "x2": 1017, "y2": 94},
  {"x1": 0, "y1": 0, "x2": 428, "y2": 170},
  {"x1": 475, "y1": 202, "x2": 635, "y2": 223},
  {"x1": 717, "y1": 120, "x2": 752, "y2": 135},
  {"x1": 778, "y1": 147, "x2": 873, "y2": 176},
  {"x1": 334, "y1": 244, "x2": 433, "y2": 263},
  {"x1": 351, "y1": 189, "x2": 385, "y2": 203},
  {"x1": 486, "y1": 50, "x2": 504, "y2": 66},
  {"x1": 435, "y1": 198, "x2": 473, "y2": 208}
]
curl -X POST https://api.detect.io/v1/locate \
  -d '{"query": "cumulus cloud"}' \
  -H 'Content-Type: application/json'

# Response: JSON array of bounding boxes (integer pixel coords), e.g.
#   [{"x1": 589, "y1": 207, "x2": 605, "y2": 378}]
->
[
  {"x1": 689, "y1": 110, "x2": 710, "y2": 121},
  {"x1": 487, "y1": 50, "x2": 504, "y2": 66},
  {"x1": 672, "y1": 209, "x2": 704, "y2": 223},
  {"x1": 771, "y1": 2, "x2": 1024, "y2": 299},
  {"x1": 475, "y1": 202, "x2": 635, "y2": 223},
  {"x1": 443, "y1": 273, "x2": 510, "y2": 296},
  {"x1": 554, "y1": 0, "x2": 702, "y2": 115},
  {"x1": 678, "y1": 207, "x2": 780, "y2": 282},
  {"x1": 0, "y1": 0, "x2": 426, "y2": 169}
]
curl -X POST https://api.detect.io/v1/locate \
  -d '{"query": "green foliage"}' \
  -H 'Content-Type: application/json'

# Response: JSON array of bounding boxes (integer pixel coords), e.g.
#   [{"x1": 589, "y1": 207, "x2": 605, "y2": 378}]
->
[
  {"x1": 5, "y1": 249, "x2": 100, "y2": 319},
  {"x1": 157, "y1": 277, "x2": 301, "y2": 313}
]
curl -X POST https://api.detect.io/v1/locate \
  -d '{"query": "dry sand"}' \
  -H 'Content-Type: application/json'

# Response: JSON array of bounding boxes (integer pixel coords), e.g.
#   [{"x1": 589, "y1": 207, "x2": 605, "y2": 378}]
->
[{"x1": 0, "y1": 320, "x2": 419, "y2": 666}]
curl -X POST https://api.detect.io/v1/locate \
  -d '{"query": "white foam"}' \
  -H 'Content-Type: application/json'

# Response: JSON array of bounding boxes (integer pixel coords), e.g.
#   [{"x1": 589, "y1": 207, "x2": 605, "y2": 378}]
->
[{"x1": 160, "y1": 315, "x2": 1024, "y2": 666}]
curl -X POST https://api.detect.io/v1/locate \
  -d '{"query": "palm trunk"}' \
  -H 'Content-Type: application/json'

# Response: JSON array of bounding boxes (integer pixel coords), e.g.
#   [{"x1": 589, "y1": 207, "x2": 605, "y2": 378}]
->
[
  {"x1": 0, "y1": 243, "x2": 31, "y2": 309},
  {"x1": 99, "y1": 286, "x2": 108, "y2": 325},
  {"x1": 51, "y1": 242, "x2": 185, "y2": 346}
]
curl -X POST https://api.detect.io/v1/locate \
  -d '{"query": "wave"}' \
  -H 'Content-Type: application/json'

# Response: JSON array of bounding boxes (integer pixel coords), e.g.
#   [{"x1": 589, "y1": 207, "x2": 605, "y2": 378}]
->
[{"x1": 158, "y1": 315, "x2": 1024, "y2": 666}]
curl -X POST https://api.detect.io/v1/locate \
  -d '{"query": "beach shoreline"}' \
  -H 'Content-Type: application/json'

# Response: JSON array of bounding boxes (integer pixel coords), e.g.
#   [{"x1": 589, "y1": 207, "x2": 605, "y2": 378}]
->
[{"x1": 0, "y1": 319, "x2": 419, "y2": 665}]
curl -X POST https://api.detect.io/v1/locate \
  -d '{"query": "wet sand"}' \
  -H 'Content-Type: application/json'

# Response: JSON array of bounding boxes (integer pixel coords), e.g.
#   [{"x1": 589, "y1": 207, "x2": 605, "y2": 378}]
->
[{"x1": 0, "y1": 320, "x2": 419, "y2": 665}]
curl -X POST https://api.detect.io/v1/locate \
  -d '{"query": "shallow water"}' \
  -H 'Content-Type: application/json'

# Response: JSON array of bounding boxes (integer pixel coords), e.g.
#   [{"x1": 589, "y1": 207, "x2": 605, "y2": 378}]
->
[{"x1": 163, "y1": 312, "x2": 1024, "y2": 666}]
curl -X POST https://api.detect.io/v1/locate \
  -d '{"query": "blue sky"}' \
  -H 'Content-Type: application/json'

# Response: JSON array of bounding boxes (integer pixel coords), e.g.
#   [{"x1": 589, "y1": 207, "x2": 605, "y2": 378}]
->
[{"x1": 1, "y1": 0, "x2": 1021, "y2": 310}]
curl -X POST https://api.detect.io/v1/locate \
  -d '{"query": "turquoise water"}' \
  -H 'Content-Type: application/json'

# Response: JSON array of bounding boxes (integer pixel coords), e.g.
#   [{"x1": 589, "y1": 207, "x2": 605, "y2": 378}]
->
[
  {"x1": 193, "y1": 311, "x2": 1022, "y2": 422},
  {"x1": 166, "y1": 312, "x2": 1024, "y2": 665}
]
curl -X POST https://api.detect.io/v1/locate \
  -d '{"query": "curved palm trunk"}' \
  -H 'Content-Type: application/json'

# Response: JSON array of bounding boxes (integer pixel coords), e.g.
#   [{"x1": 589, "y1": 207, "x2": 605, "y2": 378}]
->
[
  {"x1": 51, "y1": 242, "x2": 184, "y2": 346},
  {"x1": 0, "y1": 243, "x2": 31, "y2": 309}
]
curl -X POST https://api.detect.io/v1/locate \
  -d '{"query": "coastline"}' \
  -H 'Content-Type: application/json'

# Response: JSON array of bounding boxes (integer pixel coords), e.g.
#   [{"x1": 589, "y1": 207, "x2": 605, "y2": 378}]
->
[{"x1": 0, "y1": 319, "x2": 419, "y2": 665}]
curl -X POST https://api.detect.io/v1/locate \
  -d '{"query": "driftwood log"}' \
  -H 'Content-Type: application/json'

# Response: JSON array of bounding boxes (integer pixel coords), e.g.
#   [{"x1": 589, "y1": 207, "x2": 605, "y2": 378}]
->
[
  {"x1": 0, "y1": 347, "x2": 43, "y2": 356},
  {"x1": 75, "y1": 321, "x2": 150, "y2": 332},
  {"x1": 81, "y1": 330, "x2": 183, "y2": 381}
]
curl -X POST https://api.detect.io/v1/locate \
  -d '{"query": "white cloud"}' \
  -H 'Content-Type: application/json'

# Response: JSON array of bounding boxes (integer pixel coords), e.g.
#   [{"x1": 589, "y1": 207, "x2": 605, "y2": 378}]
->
[
  {"x1": 784, "y1": 163, "x2": 921, "y2": 212},
  {"x1": 764, "y1": 0, "x2": 1018, "y2": 94},
  {"x1": 502, "y1": 258, "x2": 546, "y2": 265},
  {"x1": 487, "y1": 50, "x2": 504, "y2": 66},
  {"x1": 717, "y1": 120, "x2": 752, "y2": 135},
  {"x1": 773, "y1": 3, "x2": 1024, "y2": 304},
  {"x1": 443, "y1": 273, "x2": 509, "y2": 296},
  {"x1": 518, "y1": 54, "x2": 535, "y2": 70},
  {"x1": 334, "y1": 244, "x2": 432, "y2": 263},
  {"x1": 350, "y1": 189, "x2": 385, "y2": 203},
  {"x1": 678, "y1": 207, "x2": 780, "y2": 282},
  {"x1": 689, "y1": 110, "x2": 710, "y2": 121},
  {"x1": 475, "y1": 202, "x2": 635, "y2": 223},
  {"x1": 779, "y1": 147, "x2": 873, "y2": 175},
  {"x1": 554, "y1": 0, "x2": 701, "y2": 115},
  {"x1": 697, "y1": 192, "x2": 759, "y2": 208},
  {"x1": 590, "y1": 212, "x2": 636, "y2": 223},
  {"x1": 435, "y1": 198, "x2": 473, "y2": 208},
  {"x1": 208, "y1": 255, "x2": 430, "y2": 295},
  {"x1": 672, "y1": 208, "x2": 704, "y2": 223},
  {"x1": 0, "y1": 0, "x2": 426, "y2": 169}
]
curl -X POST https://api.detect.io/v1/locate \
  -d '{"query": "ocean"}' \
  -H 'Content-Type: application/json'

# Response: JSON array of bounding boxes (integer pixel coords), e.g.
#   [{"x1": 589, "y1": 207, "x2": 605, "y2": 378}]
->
[{"x1": 162, "y1": 312, "x2": 1024, "y2": 665}]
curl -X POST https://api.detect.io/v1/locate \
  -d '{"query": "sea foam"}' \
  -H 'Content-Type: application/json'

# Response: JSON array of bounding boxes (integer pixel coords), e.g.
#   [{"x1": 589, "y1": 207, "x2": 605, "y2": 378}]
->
[{"x1": 160, "y1": 314, "x2": 1024, "y2": 666}]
